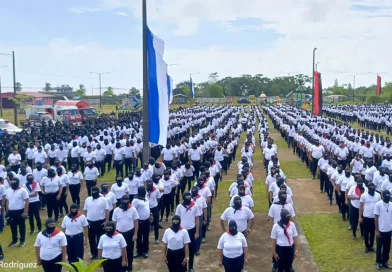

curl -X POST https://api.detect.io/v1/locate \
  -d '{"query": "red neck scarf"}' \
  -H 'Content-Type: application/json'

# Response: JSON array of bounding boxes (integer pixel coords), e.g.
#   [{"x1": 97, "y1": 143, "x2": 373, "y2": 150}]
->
[
  {"x1": 49, "y1": 227, "x2": 61, "y2": 238},
  {"x1": 148, "y1": 187, "x2": 157, "y2": 197},
  {"x1": 71, "y1": 212, "x2": 83, "y2": 222},
  {"x1": 185, "y1": 201, "x2": 195, "y2": 212},
  {"x1": 355, "y1": 186, "x2": 364, "y2": 197}
]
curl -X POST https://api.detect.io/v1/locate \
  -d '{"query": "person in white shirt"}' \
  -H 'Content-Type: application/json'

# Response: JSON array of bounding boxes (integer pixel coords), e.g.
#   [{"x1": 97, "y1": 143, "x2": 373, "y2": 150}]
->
[
  {"x1": 147, "y1": 180, "x2": 161, "y2": 243},
  {"x1": 229, "y1": 185, "x2": 255, "y2": 211},
  {"x1": 56, "y1": 167, "x2": 69, "y2": 217},
  {"x1": 217, "y1": 220, "x2": 248, "y2": 272},
  {"x1": 113, "y1": 195, "x2": 139, "y2": 271},
  {"x1": 220, "y1": 196, "x2": 255, "y2": 237},
  {"x1": 95, "y1": 144, "x2": 107, "y2": 177},
  {"x1": 61, "y1": 203, "x2": 88, "y2": 264},
  {"x1": 83, "y1": 146, "x2": 96, "y2": 164},
  {"x1": 34, "y1": 218, "x2": 67, "y2": 272},
  {"x1": 33, "y1": 146, "x2": 48, "y2": 168},
  {"x1": 6, "y1": 177, "x2": 29, "y2": 247},
  {"x1": 98, "y1": 221, "x2": 127, "y2": 271},
  {"x1": 188, "y1": 144, "x2": 203, "y2": 178},
  {"x1": 359, "y1": 182, "x2": 381, "y2": 253},
  {"x1": 348, "y1": 178, "x2": 367, "y2": 239},
  {"x1": 161, "y1": 144, "x2": 176, "y2": 168},
  {"x1": 161, "y1": 171, "x2": 179, "y2": 222},
  {"x1": 84, "y1": 162, "x2": 99, "y2": 197},
  {"x1": 100, "y1": 183, "x2": 117, "y2": 220},
  {"x1": 68, "y1": 165, "x2": 84, "y2": 206},
  {"x1": 374, "y1": 190, "x2": 392, "y2": 270},
  {"x1": 190, "y1": 186, "x2": 208, "y2": 255},
  {"x1": 8, "y1": 149, "x2": 21, "y2": 173},
  {"x1": 162, "y1": 215, "x2": 190, "y2": 272},
  {"x1": 111, "y1": 176, "x2": 130, "y2": 206},
  {"x1": 271, "y1": 209, "x2": 298, "y2": 272},
  {"x1": 175, "y1": 192, "x2": 200, "y2": 272},
  {"x1": 84, "y1": 186, "x2": 110, "y2": 259},
  {"x1": 132, "y1": 186, "x2": 151, "y2": 259},
  {"x1": 24, "y1": 174, "x2": 42, "y2": 235},
  {"x1": 309, "y1": 141, "x2": 325, "y2": 179},
  {"x1": 41, "y1": 168, "x2": 62, "y2": 223}
]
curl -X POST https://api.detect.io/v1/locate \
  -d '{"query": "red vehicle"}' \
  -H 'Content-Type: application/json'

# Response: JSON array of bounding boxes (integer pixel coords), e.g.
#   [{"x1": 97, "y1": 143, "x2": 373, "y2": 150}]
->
[{"x1": 55, "y1": 100, "x2": 98, "y2": 122}]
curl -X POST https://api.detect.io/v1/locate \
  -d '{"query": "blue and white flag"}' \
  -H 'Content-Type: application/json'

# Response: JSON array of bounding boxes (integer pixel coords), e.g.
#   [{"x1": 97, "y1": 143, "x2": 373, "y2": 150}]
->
[
  {"x1": 147, "y1": 27, "x2": 169, "y2": 146},
  {"x1": 190, "y1": 75, "x2": 195, "y2": 99},
  {"x1": 167, "y1": 75, "x2": 173, "y2": 104}
]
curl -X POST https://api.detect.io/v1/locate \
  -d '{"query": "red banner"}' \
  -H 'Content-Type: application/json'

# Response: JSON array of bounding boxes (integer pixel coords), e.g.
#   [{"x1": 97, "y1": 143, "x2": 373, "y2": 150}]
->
[{"x1": 313, "y1": 71, "x2": 323, "y2": 116}]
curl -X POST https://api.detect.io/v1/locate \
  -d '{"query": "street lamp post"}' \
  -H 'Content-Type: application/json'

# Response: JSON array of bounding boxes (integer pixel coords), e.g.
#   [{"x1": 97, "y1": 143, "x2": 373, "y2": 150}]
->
[
  {"x1": 312, "y1": 47, "x2": 317, "y2": 115},
  {"x1": 351, "y1": 74, "x2": 356, "y2": 104},
  {"x1": 89, "y1": 72, "x2": 110, "y2": 108},
  {"x1": 0, "y1": 65, "x2": 8, "y2": 117}
]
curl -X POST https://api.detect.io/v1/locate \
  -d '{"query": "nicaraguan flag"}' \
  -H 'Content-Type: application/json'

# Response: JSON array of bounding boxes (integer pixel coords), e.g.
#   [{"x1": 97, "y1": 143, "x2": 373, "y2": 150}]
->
[
  {"x1": 190, "y1": 76, "x2": 195, "y2": 99},
  {"x1": 147, "y1": 27, "x2": 169, "y2": 146},
  {"x1": 167, "y1": 75, "x2": 173, "y2": 104}
]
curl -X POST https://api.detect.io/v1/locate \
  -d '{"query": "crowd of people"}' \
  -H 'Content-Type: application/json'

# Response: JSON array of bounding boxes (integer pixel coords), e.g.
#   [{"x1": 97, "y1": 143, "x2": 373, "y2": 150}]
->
[
  {"x1": 0, "y1": 105, "x2": 304, "y2": 272},
  {"x1": 267, "y1": 104, "x2": 392, "y2": 270}
]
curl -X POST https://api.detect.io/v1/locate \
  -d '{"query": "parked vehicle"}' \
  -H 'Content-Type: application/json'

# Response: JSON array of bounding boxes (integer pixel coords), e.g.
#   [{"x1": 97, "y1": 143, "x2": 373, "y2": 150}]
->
[
  {"x1": 237, "y1": 98, "x2": 251, "y2": 104},
  {"x1": 0, "y1": 119, "x2": 23, "y2": 134},
  {"x1": 55, "y1": 100, "x2": 98, "y2": 121}
]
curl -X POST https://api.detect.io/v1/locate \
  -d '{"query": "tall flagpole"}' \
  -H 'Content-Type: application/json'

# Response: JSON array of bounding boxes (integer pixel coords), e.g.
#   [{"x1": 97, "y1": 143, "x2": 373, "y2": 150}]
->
[
  {"x1": 312, "y1": 47, "x2": 317, "y2": 115},
  {"x1": 142, "y1": 0, "x2": 150, "y2": 164}
]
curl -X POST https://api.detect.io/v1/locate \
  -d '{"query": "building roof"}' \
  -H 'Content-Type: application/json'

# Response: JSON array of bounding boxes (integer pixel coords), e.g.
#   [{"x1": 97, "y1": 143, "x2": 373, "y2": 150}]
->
[{"x1": 0, "y1": 92, "x2": 54, "y2": 98}]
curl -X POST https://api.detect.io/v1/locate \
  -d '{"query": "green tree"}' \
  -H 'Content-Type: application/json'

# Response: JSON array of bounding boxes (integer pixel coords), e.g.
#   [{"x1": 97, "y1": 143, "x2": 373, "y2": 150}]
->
[
  {"x1": 103, "y1": 86, "x2": 114, "y2": 97},
  {"x1": 129, "y1": 87, "x2": 141, "y2": 99},
  {"x1": 43, "y1": 82, "x2": 51, "y2": 92},
  {"x1": 9, "y1": 94, "x2": 30, "y2": 108},
  {"x1": 15, "y1": 82, "x2": 22, "y2": 92},
  {"x1": 208, "y1": 72, "x2": 219, "y2": 84},
  {"x1": 333, "y1": 79, "x2": 339, "y2": 88},
  {"x1": 204, "y1": 84, "x2": 224, "y2": 97},
  {"x1": 75, "y1": 84, "x2": 86, "y2": 98}
]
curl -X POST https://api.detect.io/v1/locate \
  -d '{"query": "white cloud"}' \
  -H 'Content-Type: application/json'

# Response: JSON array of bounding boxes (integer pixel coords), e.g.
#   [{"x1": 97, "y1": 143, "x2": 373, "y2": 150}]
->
[
  {"x1": 114, "y1": 11, "x2": 129, "y2": 17},
  {"x1": 69, "y1": 7, "x2": 100, "y2": 14}
]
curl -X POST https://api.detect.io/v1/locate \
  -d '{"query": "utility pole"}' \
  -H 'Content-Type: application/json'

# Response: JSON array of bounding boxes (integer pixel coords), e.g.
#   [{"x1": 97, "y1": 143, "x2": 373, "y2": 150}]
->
[
  {"x1": 12, "y1": 51, "x2": 17, "y2": 125},
  {"x1": 190, "y1": 72, "x2": 200, "y2": 107},
  {"x1": 142, "y1": 0, "x2": 150, "y2": 164},
  {"x1": 89, "y1": 71, "x2": 110, "y2": 108},
  {"x1": 312, "y1": 47, "x2": 317, "y2": 115},
  {"x1": 352, "y1": 75, "x2": 355, "y2": 104},
  {"x1": 0, "y1": 65, "x2": 7, "y2": 117}
]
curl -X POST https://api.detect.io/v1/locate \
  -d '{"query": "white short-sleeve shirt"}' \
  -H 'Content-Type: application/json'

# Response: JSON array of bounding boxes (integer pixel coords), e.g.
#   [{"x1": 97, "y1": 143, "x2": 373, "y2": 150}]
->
[
  {"x1": 271, "y1": 222, "x2": 298, "y2": 246},
  {"x1": 217, "y1": 231, "x2": 247, "y2": 258},
  {"x1": 112, "y1": 206, "x2": 139, "y2": 232},
  {"x1": 162, "y1": 228, "x2": 191, "y2": 250},
  {"x1": 34, "y1": 230, "x2": 67, "y2": 261},
  {"x1": 97, "y1": 233, "x2": 127, "y2": 259},
  {"x1": 220, "y1": 206, "x2": 254, "y2": 232},
  {"x1": 61, "y1": 214, "x2": 89, "y2": 235},
  {"x1": 6, "y1": 187, "x2": 29, "y2": 210}
]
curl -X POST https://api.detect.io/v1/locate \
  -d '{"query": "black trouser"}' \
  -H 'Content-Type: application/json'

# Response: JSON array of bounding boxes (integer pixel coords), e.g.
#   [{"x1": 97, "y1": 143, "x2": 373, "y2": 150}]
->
[
  {"x1": 96, "y1": 160, "x2": 105, "y2": 176},
  {"x1": 120, "y1": 228, "x2": 134, "y2": 271},
  {"x1": 223, "y1": 254, "x2": 244, "y2": 272},
  {"x1": 49, "y1": 157, "x2": 56, "y2": 166},
  {"x1": 66, "y1": 233, "x2": 84, "y2": 264},
  {"x1": 171, "y1": 187, "x2": 177, "y2": 213},
  {"x1": 150, "y1": 206, "x2": 159, "y2": 240},
  {"x1": 114, "y1": 160, "x2": 123, "y2": 178},
  {"x1": 71, "y1": 157, "x2": 79, "y2": 168},
  {"x1": 311, "y1": 158, "x2": 319, "y2": 177},
  {"x1": 377, "y1": 231, "x2": 392, "y2": 264},
  {"x1": 62, "y1": 161, "x2": 67, "y2": 170},
  {"x1": 137, "y1": 219, "x2": 150, "y2": 255},
  {"x1": 69, "y1": 184, "x2": 81, "y2": 206},
  {"x1": 184, "y1": 176, "x2": 193, "y2": 191},
  {"x1": 363, "y1": 216, "x2": 375, "y2": 249},
  {"x1": 102, "y1": 257, "x2": 123, "y2": 272},
  {"x1": 167, "y1": 248, "x2": 186, "y2": 272},
  {"x1": 105, "y1": 154, "x2": 113, "y2": 172},
  {"x1": 39, "y1": 192, "x2": 46, "y2": 208},
  {"x1": 320, "y1": 171, "x2": 327, "y2": 192},
  {"x1": 350, "y1": 206, "x2": 363, "y2": 237},
  {"x1": 80, "y1": 160, "x2": 85, "y2": 173},
  {"x1": 41, "y1": 254, "x2": 62, "y2": 272},
  {"x1": 58, "y1": 187, "x2": 68, "y2": 215},
  {"x1": 186, "y1": 227, "x2": 196, "y2": 270},
  {"x1": 192, "y1": 160, "x2": 201, "y2": 179},
  {"x1": 276, "y1": 245, "x2": 294, "y2": 272},
  {"x1": 27, "y1": 159, "x2": 33, "y2": 168},
  {"x1": 9, "y1": 209, "x2": 25, "y2": 243},
  {"x1": 88, "y1": 219, "x2": 104, "y2": 257},
  {"x1": 325, "y1": 177, "x2": 333, "y2": 203},
  {"x1": 164, "y1": 160, "x2": 173, "y2": 168},
  {"x1": 85, "y1": 180, "x2": 96, "y2": 197},
  {"x1": 160, "y1": 194, "x2": 171, "y2": 220},
  {"x1": 214, "y1": 174, "x2": 220, "y2": 197},
  {"x1": 10, "y1": 164, "x2": 20, "y2": 174},
  {"x1": 46, "y1": 191, "x2": 59, "y2": 221},
  {"x1": 340, "y1": 191, "x2": 348, "y2": 219},
  {"x1": 28, "y1": 201, "x2": 41, "y2": 232},
  {"x1": 124, "y1": 158, "x2": 135, "y2": 176}
]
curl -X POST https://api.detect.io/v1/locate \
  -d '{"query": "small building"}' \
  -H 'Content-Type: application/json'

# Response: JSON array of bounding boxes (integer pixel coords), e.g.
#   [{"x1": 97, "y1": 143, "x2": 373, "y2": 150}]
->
[
  {"x1": 39, "y1": 85, "x2": 75, "y2": 99},
  {"x1": 0, "y1": 92, "x2": 54, "y2": 109}
]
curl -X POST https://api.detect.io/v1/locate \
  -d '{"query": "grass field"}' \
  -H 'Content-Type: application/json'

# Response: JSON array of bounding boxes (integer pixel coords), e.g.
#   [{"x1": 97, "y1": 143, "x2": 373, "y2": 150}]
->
[{"x1": 280, "y1": 161, "x2": 312, "y2": 179}]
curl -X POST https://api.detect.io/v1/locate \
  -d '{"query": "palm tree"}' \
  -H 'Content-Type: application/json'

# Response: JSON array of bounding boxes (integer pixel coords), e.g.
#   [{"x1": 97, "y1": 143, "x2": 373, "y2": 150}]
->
[
  {"x1": 43, "y1": 82, "x2": 51, "y2": 92},
  {"x1": 15, "y1": 82, "x2": 22, "y2": 92}
]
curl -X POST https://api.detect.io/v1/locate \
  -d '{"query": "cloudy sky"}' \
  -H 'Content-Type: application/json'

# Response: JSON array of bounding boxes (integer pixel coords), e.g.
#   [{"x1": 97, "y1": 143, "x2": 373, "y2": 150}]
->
[{"x1": 0, "y1": 0, "x2": 391, "y2": 94}]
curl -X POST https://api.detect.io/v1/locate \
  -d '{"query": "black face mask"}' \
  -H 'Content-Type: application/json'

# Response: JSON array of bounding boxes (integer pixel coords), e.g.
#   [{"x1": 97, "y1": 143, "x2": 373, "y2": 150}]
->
[
  {"x1": 37, "y1": 165, "x2": 42, "y2": 170},
  {"x1": 233, "y1": 201, "x2": 241, "y2": 210},
  {"x1": 229, "y1": 227, "x2": 238, "y2": 236},
  {"x1": 11, "y1": 182, "x2": 19, "y2": 190},
  {"x1": 116, "y1": 180, "x2": 122, "y2": 186},
  {"x1": 368, "y1": 187, "x2": 375, "y2": 196},
  {"x1": 121, "y1": 201, "x2": 129, "y2": 211},
  {"x1": 191, "y1": 190, "x2": 198, "y2": 198},
  {"x1": 183, "y1": 198, "x2": 191, "y2": 206},
  {"x1": 106, "y1": 229, "x2": 115, "y2": 237},
  {"x1": 46, "y1": 226, "x2": 55, "y2": 235},
  {"x1": 147, "y1": 185, "x2": 153, "y2": 192},
  {"x1": 381, "y1": 172, "x2": 385, "y2": 176},
  {"x1": 27, "y1": 178, "x2": 33, "y2": 184},
  {"x1": 281, "y1": 215, "x2": 291, "y2": 225},
  {"x1": 92, "y1": 191, "x2": 99, "y2": 199},
  {"x1": 70, "y1": 210, "x2": 78, "y2": 216},
  {"x1": 238, "y1": 190, "x2": 245, "y2": 197},
  {"x1": 384, "y1": 194, "x2": 391, "y2": 203},
  {"x1": 338, "y1": 169, "x2": 343, "y2": 174},
  {"x1": 279, "y1": 196, "x2": 286, "y2": 205},
  {"x1": 88, "y1": 165, "x2": 93, "y2": 169},
  {"x1": 171, "y1": 223, "x2": 180, "y2": 233},
  {"x1": 345, "y1": 172, "x2": 351, "y2": 177}
]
